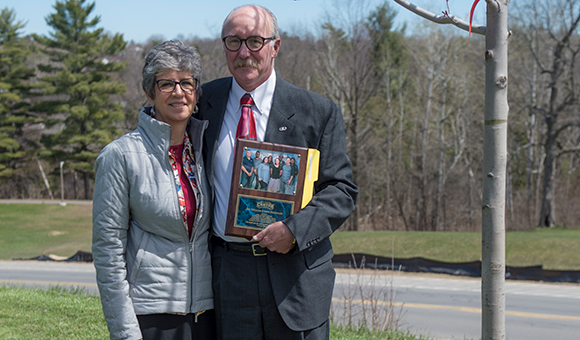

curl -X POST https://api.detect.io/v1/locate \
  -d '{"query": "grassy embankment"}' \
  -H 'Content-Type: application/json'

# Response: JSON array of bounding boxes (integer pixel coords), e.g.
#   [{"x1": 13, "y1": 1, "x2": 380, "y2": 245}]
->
[
  {"x1": 1, "y1": 203, "x2": 579, "y2": 270},
  {"x1": 0, "y1": 285, "x2": 430, "y2": 340}
]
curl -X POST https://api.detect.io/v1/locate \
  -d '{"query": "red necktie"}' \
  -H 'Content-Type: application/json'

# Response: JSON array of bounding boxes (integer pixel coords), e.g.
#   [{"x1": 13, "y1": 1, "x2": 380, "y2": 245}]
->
[{"x1": 236, "y1": 93, "x2": 257, "y2": 140}]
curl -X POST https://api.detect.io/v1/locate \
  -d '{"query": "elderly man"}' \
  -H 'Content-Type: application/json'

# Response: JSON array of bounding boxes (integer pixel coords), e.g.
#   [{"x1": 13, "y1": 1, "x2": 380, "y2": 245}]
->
[{"x1": 197, "y1": 5, "x2": 358, "y2": 340}]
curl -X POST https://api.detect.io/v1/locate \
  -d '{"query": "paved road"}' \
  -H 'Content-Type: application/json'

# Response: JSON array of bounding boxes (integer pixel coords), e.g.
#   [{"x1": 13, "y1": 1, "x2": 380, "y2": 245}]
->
[
  {"x1": 332, "y1": 269, "x2": 580, "y2": 340},
  {"x1": 0, "y1": 199, "x2": 92, "y2": 205},
  {"x1": 2, "y1": 261, "x2": 579, "y2": 339},
  {"x1": 0, "y1": 260, "x2": 98, "y2": 294}
]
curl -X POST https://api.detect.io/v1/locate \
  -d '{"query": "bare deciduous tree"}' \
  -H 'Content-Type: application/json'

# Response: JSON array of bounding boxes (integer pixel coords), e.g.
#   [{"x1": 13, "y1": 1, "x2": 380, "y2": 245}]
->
[
  {"x1": 511, "y1": 0, "x2": 580, "y2": 228},
  {"x1": 394, "y1": 1, "x2": 509, "y2": 339},
  {"x1": 316, "y1": 0, "x2": 382, "y2": 230}
]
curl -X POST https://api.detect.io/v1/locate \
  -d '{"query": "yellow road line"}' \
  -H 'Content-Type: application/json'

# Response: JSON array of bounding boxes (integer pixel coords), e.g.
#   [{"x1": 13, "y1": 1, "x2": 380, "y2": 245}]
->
[
  {"x1": 3, "y1": 282, "x2": 578, "y2": 322},
  {"x1": 332, "y1": 298, "x2": 580, "y2": 322},
  {"x1": 505, "y1": 310, "x2": 580, "y2": 321}
]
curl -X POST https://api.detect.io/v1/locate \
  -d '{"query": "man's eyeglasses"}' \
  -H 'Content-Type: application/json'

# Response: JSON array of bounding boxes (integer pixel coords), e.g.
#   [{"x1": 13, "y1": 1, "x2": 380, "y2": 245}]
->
[
  {"x1": 222, "y1": 36, "x2": 275, "y2": 52},
  {"x1": 155, "y1": 78, "x2": 198, "y2": 93}
]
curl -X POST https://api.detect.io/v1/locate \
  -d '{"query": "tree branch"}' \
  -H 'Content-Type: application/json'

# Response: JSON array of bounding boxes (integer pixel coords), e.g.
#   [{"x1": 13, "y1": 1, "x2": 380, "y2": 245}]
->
[
  {"x1": 554, "y1": 120, "x2": 580, "y2": 139},
  {"x1": 557, "y1": 147, "x2": 580, "y2": 158},
  {"x1": 393, "y1": 0, "x2": 486, "y2": 35}
]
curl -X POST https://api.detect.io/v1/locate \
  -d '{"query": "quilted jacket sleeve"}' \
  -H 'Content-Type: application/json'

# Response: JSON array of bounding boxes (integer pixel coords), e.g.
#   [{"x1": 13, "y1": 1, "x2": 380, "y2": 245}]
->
[{"x1": 92, "y1": 142, "x2": 142, "y2": 340}]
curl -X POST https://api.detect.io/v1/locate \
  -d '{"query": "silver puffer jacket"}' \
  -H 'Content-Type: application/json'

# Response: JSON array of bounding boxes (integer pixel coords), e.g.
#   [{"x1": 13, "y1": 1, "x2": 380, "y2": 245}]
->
[{"x1": 92, "y1": 107, "x2": 213, "y2": 340}]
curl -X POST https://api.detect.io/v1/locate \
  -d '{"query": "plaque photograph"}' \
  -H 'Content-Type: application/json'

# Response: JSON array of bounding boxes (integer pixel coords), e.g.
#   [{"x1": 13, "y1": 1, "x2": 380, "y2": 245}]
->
[{"x1": 225, "y1": 139, "x2": 314, "y2": 238}]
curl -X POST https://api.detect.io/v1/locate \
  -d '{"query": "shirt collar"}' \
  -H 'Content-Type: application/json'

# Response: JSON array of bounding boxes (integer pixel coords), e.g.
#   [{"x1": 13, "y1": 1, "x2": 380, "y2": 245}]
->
[{"x1": 231, "y1": 71, "x2": 277, "y2": 116}]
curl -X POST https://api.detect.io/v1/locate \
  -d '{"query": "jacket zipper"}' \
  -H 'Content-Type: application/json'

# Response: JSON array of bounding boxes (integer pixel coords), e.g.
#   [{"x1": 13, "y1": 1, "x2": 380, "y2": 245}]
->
[
  {"x1": 187, "y1": 138, "x2": 206, "y2": 315},
  {"x1": 166, "y1": 138, "x2": 194, "y2": 316}
]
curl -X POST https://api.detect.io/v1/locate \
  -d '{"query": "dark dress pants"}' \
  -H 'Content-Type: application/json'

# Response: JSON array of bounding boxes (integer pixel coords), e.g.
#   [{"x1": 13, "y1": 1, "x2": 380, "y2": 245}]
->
[{"x1": 211, "y1": 238, "x2": 329, "y2": 340}]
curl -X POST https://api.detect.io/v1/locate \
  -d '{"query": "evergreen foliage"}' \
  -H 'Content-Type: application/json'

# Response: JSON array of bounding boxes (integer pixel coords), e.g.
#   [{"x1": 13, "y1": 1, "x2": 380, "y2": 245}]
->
[
  {"x1": 0, "y1": 8, "x2": 36, "y2": 181},
  {"x1": 31, "y1": 0, "x2": 126, "y2": 199}
]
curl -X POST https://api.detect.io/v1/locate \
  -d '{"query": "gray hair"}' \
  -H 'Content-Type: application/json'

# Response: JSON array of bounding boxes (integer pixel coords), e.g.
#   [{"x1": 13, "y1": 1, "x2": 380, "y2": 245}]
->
[
  {"x1": 142, "y1": 40, "x2": 202, "y2": 99},
  {"x1": 221, "y1": 5, "x2": 279, "y2": 40}
]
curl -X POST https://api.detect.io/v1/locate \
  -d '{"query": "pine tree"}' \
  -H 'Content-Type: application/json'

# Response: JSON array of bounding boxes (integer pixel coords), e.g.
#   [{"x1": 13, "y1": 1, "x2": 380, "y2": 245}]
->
[
  {"x1": 32, "y1": 0, "x2": 126, "y2": 199},
  {"x1": 0, "y1": 8, "x2": 35, "y2": 187}
]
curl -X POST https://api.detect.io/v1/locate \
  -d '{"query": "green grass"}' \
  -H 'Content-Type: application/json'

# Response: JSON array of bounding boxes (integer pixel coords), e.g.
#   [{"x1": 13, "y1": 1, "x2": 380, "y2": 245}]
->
[
  {"x1": 1, "y1": 203, "x2": 579, "y2": 270},
  {"x1": 0, "y1": 286, "x2": 109, "y2": 340},
  {"x1": 329, "y1": 325, "x2": 432, "y2": 339},
  {"x1": 0, "y1": 203, "x2": 92, "y2": 260},
  {"x1": 0, "y1": 286, "x2": 429, "y2": 340},
  {"x1": 330, "y1": 228, "x2": 580, "y2": 271}
]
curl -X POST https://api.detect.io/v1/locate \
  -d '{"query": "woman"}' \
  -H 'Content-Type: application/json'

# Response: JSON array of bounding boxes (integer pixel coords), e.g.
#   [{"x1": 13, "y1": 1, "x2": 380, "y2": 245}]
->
[
  {"x1": 267, "y1": 157, "x2": 283, "y2": 192},
  {"x1": 92, "y1": 40, "x2": 214, "y2": 340},
  {"x1": 257, "y1": 155, "x2": 270, "y2": 190}
]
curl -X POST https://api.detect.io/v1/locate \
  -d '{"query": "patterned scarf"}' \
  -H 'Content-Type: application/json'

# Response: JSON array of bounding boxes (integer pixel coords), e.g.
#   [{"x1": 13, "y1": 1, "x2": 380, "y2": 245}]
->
[{"x1": 168, "y1": 133, "x2": 200, "y2": 236}]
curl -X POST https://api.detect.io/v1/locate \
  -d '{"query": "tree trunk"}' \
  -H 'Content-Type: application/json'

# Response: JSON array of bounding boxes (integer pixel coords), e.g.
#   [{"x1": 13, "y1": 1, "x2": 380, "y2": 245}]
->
[
  {"x1": 468, "y1": 163, "x2": 474, "y2": 231},
  {"x1": 385, "y1": 74, "x2": 393, "y2": 230},
  {"x1": 536, "y1": 2, "x2": 580, "y2": 227},
  {"x1": 435, "y1": 77, "x2": 447, "y2": 231},
  {"x1": 526, "y1": 112, "x2": 537, "y2": 226},
  {"x1": 539, "y1": 132, "x2": 557, "y2": 227},
  {"x1": 420, "y1": 68, "x2": 434, "y2": 230},
  {"x1": 538, "y1": 42, "x2": 562, "y2": 227},
  {"x1": 83, "y1": 171, "x2": 91, "y2": 200},
  {"x1": 481, "y1": 1, "x2": 509, "y2": 339}
]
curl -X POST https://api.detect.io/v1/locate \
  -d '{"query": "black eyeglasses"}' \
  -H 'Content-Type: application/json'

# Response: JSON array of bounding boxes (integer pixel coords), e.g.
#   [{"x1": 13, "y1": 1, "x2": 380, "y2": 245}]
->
[
  {"x1": 155, "y1": 78, "x2": 198, "y2": 93},
  {"x1": 222, "y1": 36, "x2": 275, "y2": 52}
]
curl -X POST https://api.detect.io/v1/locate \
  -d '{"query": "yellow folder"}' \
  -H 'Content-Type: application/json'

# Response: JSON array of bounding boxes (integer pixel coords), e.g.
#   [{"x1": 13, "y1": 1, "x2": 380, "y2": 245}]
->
[{"x1": 301, "y1": 148, "x2": 320, "y2": 208}]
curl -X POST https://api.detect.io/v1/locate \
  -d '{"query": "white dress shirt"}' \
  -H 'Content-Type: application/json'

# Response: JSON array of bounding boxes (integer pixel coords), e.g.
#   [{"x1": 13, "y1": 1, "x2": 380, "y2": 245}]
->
[{"x1": 212, "y1": 71, "x2": 277, "y2": 242}]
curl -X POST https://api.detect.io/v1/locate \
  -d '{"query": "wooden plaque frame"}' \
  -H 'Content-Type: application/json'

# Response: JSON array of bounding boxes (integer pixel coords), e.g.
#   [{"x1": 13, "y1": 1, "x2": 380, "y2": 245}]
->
[{"x1": 225, "y1": 139, "x2": 309, "y2": 238}]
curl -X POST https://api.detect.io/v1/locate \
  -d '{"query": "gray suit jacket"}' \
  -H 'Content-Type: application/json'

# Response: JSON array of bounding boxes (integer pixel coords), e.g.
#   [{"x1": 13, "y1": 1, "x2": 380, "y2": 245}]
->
[{"x1": 198, "y1": 74, "x2": 358, "y2": 331}]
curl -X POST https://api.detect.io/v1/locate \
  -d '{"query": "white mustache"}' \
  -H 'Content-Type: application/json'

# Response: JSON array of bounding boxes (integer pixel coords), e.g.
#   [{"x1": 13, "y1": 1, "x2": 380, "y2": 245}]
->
[{"x1": 233, "y1": 59, "x2": 259, "y2": 69}]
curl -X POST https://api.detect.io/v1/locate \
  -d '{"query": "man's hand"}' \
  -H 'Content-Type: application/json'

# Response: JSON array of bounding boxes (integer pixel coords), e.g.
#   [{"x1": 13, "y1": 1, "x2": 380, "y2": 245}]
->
[{"x1": 252, "y1": 221, "x2": 295, "y2": 254}]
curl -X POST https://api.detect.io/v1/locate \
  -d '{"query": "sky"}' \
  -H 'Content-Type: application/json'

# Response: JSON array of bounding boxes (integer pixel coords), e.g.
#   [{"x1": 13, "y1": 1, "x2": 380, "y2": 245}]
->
[{"x1": 4, "y1": 0, "x2": 485, "y2": 43}]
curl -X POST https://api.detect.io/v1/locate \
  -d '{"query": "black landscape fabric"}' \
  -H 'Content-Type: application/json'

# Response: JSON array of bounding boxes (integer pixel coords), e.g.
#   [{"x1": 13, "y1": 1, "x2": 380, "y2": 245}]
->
[
  {"x1": 332, "y1": 253, "x2": 580, "y2": 284},
  {"x1": 13, "y1": 250, "x2": 93, "y2": 263}
]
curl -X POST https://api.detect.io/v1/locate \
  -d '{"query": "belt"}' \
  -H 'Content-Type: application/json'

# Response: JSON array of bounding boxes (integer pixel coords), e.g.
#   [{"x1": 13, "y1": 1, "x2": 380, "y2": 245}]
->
[{"x1": 211, "y1": 236, "x2": 267, "y2": 257}]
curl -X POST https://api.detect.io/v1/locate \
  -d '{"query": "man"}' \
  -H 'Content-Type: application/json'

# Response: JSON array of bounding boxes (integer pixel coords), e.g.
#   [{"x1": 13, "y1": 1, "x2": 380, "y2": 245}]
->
[
  {"x1": 290, "y1": 157, "x2": 299, "y2": 193},
  {"x1": 251, "y1": 150, "x2": 262, "y2": 189},
  {"x1": 198, "y1": 5, "x2": 357, "y2": 339},
  {"x1": 280, "y1": 156, "x2": 293, "y2": 194},
  {"x1": 240, "y1": 148, "x2": 253, "y2": 188}
]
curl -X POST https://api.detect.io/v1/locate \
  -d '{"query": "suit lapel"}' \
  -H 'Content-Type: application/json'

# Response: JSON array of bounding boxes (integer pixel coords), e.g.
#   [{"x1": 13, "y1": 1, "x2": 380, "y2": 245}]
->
[
  {"x1": 202, "y1": 78, "x2": 231, "y2": 148},
  {"x1": 200, "y1": 77, "x2": 232, "y2": 182},
  {"x1": 265, "y1": 76, "x2": 295, "y2": 143}
]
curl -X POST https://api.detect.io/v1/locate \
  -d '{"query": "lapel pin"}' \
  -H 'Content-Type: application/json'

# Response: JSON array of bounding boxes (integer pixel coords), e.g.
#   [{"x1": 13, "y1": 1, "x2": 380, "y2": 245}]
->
[{"x1": 279, "y1": 126, "x2": 287, "y2": 131}]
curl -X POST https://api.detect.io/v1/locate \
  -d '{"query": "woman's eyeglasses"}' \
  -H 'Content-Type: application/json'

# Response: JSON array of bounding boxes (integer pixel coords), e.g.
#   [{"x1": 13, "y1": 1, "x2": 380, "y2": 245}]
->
[{"x1": 155, "y1": 78, "x2": 198, "y2": 93}]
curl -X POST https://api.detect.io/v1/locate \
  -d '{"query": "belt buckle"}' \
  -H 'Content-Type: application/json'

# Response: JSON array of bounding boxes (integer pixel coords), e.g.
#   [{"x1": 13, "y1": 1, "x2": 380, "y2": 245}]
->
[{"x1": 252, "y1": 243, "x2": 266, "y2": 256}]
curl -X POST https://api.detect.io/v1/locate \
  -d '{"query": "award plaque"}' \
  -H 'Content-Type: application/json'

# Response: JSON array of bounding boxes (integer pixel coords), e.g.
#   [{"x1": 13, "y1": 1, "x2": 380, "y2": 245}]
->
[{"x1": 225, "y1": 139, "x2": 318, "y2": 238}]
